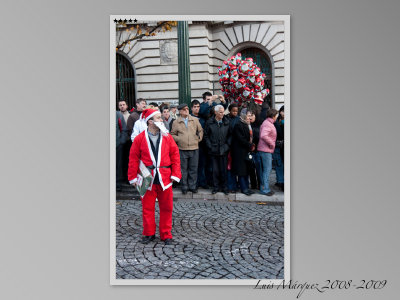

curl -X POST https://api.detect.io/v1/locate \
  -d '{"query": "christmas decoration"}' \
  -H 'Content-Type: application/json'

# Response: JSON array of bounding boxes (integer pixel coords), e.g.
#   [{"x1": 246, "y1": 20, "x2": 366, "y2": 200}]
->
[{"x1": 217, "y1": 53, "x2": 270, "y2": 106}]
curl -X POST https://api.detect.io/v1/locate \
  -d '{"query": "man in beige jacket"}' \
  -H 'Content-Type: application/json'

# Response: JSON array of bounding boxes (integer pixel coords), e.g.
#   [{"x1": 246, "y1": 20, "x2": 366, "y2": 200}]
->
[{"x1": 170, "y1": 103, "x2": 203, "y2": 194}]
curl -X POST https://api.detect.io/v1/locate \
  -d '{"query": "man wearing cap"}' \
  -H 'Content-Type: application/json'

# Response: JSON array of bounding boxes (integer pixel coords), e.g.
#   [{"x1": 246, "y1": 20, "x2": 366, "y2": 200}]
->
[
  {"x1": 128, "y1": 108, "x2": 181, "y2": 245},
  {"x1": 170, "y1": 103, "x2": 203, "y2": 194}
]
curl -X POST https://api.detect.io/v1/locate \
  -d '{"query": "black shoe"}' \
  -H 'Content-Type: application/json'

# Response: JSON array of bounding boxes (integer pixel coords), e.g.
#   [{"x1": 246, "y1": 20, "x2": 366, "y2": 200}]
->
[
  {"x1": 182, "y1": 190, "x2": 188, "y2": 195},
  {"x1": 140, "y1": 235, "x2": 155, "y2": 244},
  {"x1": 266, "y1": 191, "x2": 275, "y2": 196},
  {"x1": 248, "y1": 190, "x2": 255, "y2": 195},
  {"x1": 211, "y1": 189, "x2": 218, "y2": 194},
  {"x1": 163, "y1": 238, "x2": 173, "y2": 245},
  {"x1": 200, "y1": 185, "x2": 209, "y2": 189},
  {"x1": 242, "y1": 190, "x2": 252, "y2": 196},
  {"x1": 223, "y1": 189, "x2": 229, "y2": 195},
  {"x1": 189, "y1": 189, "x2": 198, "y2": 194}
]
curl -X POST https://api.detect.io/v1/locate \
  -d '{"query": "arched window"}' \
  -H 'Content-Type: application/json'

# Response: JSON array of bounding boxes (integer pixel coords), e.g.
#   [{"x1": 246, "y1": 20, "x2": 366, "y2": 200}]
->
[
  {"x1": 239, "y1": 47, "x2": 272, "y2": 99},
  {"x1": 116, "y1": 52, "x2": 136, "y2": 110}
]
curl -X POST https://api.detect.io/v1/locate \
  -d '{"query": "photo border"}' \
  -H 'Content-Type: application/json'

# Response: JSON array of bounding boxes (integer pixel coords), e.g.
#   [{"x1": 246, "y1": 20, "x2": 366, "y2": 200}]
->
[{"x1": 110, "y1": 14, "x2": 290, "y2": 285}]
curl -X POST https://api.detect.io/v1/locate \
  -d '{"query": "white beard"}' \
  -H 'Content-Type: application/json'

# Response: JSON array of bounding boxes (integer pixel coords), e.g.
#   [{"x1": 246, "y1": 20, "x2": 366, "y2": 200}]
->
[{"x1": 154, "y1": 121, "x2": 169, "y2": 135}]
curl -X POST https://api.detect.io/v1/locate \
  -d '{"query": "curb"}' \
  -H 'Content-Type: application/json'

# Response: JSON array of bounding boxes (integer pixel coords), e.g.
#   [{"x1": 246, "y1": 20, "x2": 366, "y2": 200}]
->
[{"x1": 116, "y1": 186, "x2": 284, "y2": 205}]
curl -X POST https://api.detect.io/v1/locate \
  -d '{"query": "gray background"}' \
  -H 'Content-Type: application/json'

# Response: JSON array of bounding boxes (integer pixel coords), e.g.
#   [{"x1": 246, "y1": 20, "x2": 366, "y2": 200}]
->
[{"x1": 1, "y1": 0, "x2": 398, "y2": 299}]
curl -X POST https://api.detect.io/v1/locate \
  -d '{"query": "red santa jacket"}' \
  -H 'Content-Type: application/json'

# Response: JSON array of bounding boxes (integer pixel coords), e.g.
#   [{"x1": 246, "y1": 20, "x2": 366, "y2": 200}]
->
[{"x1": 128, "y1": 130, "x2": 181, "y2": 190}]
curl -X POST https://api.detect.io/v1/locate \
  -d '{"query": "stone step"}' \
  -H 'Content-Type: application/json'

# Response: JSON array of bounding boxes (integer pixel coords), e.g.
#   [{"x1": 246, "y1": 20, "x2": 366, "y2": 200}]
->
[
  {"x1": 174, "y1": 188, "x2": 283, "y2": 204},
  {"x1": 117, "y1": 169, "x2": 284, "y2": 204},
  {"x1": 116, "y1": 185, "x2": 284, "y2": 204}
]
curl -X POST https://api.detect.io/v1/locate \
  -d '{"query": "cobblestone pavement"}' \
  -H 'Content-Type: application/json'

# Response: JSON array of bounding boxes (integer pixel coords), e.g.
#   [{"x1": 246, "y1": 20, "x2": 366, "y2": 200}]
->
[{"x1": 116, "y1": 199, "x2": 284, "y2": 279}]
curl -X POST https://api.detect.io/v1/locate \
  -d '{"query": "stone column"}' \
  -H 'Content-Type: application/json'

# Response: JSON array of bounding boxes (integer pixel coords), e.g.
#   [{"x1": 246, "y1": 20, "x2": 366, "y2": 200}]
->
[{"x1": 177, "y1": 21, "x2": 191, "y2": 106}]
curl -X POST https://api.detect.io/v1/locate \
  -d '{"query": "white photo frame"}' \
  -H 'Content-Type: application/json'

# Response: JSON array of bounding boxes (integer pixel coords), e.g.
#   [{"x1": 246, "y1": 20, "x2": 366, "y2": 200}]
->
[{"x1": 110, "y1": 15, "x2": 290, "y2": 285}]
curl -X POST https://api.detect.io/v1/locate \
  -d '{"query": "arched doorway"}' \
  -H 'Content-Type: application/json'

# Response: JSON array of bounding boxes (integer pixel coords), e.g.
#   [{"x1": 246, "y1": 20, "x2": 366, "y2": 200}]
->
[
  {"x1": 116, "y1": 52, "x2": 136, "y2": 110},
  {"x1": 239, "y1": 47, "x2": 272, "y2": 99}
]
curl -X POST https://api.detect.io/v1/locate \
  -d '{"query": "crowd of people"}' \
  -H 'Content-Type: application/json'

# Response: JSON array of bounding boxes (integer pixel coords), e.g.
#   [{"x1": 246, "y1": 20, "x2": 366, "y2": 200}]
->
[{"x1": 116, "y1": 92, "x2": 284, "y2": 197}]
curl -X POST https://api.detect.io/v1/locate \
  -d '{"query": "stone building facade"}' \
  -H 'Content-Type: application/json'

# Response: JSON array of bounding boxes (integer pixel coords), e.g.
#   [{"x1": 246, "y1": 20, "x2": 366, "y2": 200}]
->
[{"x1": 116, "y1": 21, "x2": 286, "y2": 110}]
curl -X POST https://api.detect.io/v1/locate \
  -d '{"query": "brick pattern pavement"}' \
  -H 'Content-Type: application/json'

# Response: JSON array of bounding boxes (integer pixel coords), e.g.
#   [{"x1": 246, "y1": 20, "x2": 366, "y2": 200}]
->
[{"x1": 116, "y1": 199, "x2": 284, "y2": 279}]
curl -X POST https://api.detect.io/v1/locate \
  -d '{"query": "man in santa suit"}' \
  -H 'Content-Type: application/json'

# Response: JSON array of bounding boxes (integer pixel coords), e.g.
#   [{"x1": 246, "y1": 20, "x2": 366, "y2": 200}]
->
[{"x1": 128, "y1": 109, "x2": 181, "y2": 245}]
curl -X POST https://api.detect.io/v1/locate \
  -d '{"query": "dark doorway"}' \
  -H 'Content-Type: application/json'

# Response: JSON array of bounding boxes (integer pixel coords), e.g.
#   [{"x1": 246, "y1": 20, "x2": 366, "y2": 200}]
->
[
  {"x1": 239, "y1": 48, "x2": 272, "y2": 95},
  {"x1": 116, "y1": 53, "x2": 136, "y2": 110}
]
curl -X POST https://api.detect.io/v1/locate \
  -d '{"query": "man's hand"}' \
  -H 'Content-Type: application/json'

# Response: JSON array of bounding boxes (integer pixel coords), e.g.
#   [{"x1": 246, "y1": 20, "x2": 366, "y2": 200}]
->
[
  {"x1": 219, "y1": 95, "x2": 226, "y2": 103},
  {"x1": 130, "y1": 182, "x2": 137, "y2": 187}
]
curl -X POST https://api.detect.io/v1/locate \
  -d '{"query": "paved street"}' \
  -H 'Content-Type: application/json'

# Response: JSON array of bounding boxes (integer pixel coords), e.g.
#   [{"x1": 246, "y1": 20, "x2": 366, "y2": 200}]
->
[{"x1": 116, "y1": 197, "x2": 284, "y2": 280}]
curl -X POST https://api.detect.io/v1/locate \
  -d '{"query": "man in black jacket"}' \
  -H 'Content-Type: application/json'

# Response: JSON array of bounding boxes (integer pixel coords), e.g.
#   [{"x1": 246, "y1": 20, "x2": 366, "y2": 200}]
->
[
  {"x1": 204, "y1": 105, "x2": 231, "y2": 195},
  {"x1": 116, "y1": 111, "x2": 129, "y2": 192}
]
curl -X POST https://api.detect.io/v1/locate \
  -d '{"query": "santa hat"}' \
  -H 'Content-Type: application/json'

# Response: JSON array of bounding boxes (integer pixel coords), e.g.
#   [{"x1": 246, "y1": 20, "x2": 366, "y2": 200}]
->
[{"x1": 141, "y1": 108, "x2": 159, "y2": 122}]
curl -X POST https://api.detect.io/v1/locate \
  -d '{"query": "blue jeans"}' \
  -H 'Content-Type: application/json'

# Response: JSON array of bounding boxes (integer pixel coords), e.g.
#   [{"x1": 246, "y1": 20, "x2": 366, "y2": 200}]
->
[
  {"x1": 272, "y1": 147, "x2": 284, "y2": 184},
  {"x1": 259, "y1": 151, "x2": 273, "y2": 193},
  {"x1": 252, "y1": 152, "x2": 263, "y2": 188}
]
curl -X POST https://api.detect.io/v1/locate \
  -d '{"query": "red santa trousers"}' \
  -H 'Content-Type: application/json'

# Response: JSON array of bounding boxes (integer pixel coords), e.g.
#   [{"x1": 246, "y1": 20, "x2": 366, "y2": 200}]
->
[{"x1": 141, "y1": 183, "x2": 173, "y2": 240}]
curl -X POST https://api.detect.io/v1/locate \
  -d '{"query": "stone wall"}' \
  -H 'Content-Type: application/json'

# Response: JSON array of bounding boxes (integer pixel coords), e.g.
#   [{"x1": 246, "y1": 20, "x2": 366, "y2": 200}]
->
[{"x1": 118, "y1": 21, "x2": 286, "y2": 109}]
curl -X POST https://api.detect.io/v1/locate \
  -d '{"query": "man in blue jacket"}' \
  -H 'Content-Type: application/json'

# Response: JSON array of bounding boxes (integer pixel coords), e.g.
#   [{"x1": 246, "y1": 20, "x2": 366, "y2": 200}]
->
[{"x1": 199, "y1": 92, "x2": 228, "y2": 123}]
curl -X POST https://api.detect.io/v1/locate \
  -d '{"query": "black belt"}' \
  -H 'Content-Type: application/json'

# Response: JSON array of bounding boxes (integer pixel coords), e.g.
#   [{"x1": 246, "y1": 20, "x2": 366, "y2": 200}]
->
[{"x1": 147, "y1": 165, "x2": 171, "y2": 170}]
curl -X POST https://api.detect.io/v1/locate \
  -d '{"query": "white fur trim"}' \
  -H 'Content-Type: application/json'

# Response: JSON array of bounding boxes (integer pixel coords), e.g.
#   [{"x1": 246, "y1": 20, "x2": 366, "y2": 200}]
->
[
  {"x1": 163, "y1": 182, "x2": 172, "y2": 190},
  {"x1": 145, "y1": 111, "x2": 159, "y2": 122},
  {"x1": 144, "y1": 130, "x2": 156, "y2": 167},
  {"x1": 157, "y1": 135, "x2": 164, "y2": 189},
  {"x1": 171, "y1": 176, "x2": 180, "y2": 183},
  {"x1": 129, "y1": 178, "x2": 138, "y2": 184}
]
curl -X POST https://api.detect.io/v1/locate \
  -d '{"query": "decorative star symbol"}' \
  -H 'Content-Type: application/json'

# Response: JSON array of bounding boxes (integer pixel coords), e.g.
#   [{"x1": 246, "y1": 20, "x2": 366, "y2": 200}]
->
[
  {"x1": 134, "y1": 18, "x2": 137, "y2": 23},
  {"x1": 124, "y1": 19, "x2": 127, "y2": 23},
  {"x1": 128, "y1": 19, "x2": 132, "y2": 23},
  {"x1": 118, "y1": 19, "x2": 122, "y2": 23},
  {"x1": 114, "y1": 19, "x2": 117, "y2": 23}
]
